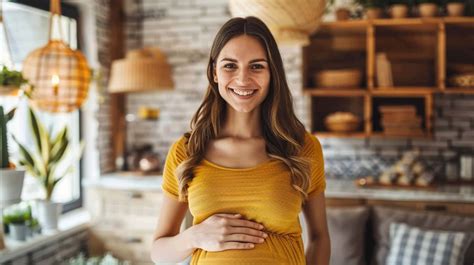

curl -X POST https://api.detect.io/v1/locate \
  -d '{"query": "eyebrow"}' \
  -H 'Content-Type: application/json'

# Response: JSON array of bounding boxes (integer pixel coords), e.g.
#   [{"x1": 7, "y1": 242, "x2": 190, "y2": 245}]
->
[{"x1": 220, "y1": 57, "x2": 268, "y2": 64}]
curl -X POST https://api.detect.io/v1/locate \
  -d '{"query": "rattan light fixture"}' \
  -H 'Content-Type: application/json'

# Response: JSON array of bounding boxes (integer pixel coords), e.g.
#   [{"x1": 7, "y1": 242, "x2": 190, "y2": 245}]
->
[
  {"x1": 108, "y1": 48, "x2": 174, "y2": 93},
  {"x1": 229, "y1": 0, "x2": 326, "y2": 46},
  {"x1": 22, "y1": 0, "x2": 90, "y2": 113}
]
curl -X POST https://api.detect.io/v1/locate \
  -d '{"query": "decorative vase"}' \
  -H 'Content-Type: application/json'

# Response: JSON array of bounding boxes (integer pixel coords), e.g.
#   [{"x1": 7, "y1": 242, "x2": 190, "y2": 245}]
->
[
  {"x1": 390, "y1": 4, "x2": 409, "y2": 18},
  {"x1": 36, "y1": 200, "x2": 62, "y2": 231},
  {"x1": 9, "y1": 223, "x2": 27, "y2": 241},
  {"x1": 447, "y1": 2, "x2": 465, "y2": 16},
  {"x1": 336, "y1": 8, "x2": 351, "y2": 20},
  {"x1": 366, "y1": 7, "x2": 383, "y2": 19},
  {"x1": 419, "y1": 3, "x2": 438, "y2": 17},
  {"x1": 0, "y1": 169, "x2": 25, "y2": 208}
]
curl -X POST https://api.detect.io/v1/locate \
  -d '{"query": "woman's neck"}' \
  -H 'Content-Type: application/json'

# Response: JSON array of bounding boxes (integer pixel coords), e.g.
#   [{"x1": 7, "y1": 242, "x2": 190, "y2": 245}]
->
[{"x1": 220, "y1": 105, "x2": 262, "y2": 139}]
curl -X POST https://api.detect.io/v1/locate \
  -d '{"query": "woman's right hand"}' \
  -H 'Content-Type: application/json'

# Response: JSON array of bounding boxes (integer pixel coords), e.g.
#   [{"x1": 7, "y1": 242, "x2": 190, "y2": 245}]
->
[{"x1": 187, "y1": 213, "x2": 268, "y2": 252}]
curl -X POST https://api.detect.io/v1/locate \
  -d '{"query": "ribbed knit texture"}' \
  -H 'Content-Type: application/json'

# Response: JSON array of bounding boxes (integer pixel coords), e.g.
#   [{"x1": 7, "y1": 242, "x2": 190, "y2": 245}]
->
[{"x1": 162, "y1": 131, "x2": 326, "y2": 265}]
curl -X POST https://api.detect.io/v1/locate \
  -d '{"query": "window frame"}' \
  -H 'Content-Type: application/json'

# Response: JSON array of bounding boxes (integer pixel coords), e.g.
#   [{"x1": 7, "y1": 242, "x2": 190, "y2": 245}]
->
[{"x1": 8, "y1": 0, "x2": 84, "y2": 213}]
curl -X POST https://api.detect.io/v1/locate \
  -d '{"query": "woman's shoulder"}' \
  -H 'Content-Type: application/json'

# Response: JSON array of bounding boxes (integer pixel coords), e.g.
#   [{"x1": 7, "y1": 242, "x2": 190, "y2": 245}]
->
[
  {"x1": 168, "y1": 134, "x2": 189, "y2": 160},
  {"x1": 300, "y1": 131, "x2": 323, "y2": 157}
]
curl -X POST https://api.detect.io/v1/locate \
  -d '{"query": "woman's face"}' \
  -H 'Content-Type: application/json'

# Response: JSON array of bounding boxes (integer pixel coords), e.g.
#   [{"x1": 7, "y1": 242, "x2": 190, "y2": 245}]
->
[{"x1": 214, "y1": 34, "x2": 271, "y2": 113}]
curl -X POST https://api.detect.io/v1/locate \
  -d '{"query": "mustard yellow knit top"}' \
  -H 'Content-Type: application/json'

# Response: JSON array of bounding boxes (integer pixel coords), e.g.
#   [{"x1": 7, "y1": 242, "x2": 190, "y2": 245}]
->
[{"x1": 162, "y1": 131, "x2": 326, "y2": 265}]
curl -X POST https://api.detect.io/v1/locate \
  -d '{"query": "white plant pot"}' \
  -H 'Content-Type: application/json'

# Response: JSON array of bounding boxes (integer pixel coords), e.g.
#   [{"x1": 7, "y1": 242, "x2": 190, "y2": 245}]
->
[
  {"x1": 36, "y1": 200, "x2": 62, "y2": 231},
  {"x1": 9, "y1": 223, "x2": 27, "y2": 241},
  {"x1": 0, "y1": 169, "x2": 25, "y2": 207}
]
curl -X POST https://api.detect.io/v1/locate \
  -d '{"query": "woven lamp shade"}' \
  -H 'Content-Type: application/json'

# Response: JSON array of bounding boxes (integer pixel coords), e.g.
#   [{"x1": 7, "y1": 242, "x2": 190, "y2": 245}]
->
[
  {"x1": 229, "y1": 0, "x2": 326, "y2": 46},
  {"x1": 108, "y1": 48, "x2": 174, "y2": 93},
  {"x1": 22, "y1": 40, "x2": 90, "y2": 112}
]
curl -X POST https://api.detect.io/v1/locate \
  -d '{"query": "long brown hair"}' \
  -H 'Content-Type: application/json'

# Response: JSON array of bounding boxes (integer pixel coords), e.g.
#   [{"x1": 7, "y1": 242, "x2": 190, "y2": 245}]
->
[{"x1": 176, "y1": 16, "x2": 311, "y2": 202}]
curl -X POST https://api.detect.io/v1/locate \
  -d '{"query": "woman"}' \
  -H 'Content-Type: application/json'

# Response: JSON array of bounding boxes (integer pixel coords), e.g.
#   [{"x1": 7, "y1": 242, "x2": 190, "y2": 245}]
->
[{"x1": 150, "y1": 16, "x2": 330, "y2": 265}]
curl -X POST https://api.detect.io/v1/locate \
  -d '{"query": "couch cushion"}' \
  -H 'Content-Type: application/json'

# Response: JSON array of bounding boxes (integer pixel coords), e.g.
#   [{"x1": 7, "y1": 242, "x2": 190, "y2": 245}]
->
[
  {"x1": 386, "y1": 222, "x2": 472, "y2": 265},
  {"x1": 371, "y1": 206, "x2": 474, "y2": 265},
  {"x1": 327, "y1": 206, "x2": 369, "y2": 265}
]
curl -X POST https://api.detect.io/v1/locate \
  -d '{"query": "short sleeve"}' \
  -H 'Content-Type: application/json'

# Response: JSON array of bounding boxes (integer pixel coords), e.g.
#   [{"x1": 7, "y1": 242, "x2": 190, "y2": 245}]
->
[
  {"x1": 302, "y1": 132, "x2": 326, "y2": 198},
  {"x1": 161, "y1": 136, "x2": 188, "y2": 202}
]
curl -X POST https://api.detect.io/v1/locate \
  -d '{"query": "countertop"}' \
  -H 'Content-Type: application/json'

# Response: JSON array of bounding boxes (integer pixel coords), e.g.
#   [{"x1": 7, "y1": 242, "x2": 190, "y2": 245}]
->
[{"x1": 84, "y1": 173, "x2": 474, "y2": 203}]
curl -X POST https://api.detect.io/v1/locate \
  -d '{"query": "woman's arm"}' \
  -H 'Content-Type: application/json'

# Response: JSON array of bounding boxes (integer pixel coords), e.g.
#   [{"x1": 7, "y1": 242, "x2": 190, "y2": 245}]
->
[
  {"x1": 303, "y1": 192, "x2": 331, "y2": 265},
  {"x1": 150, "y1": 195, "x2": 194, "y2": 263},
  {"x1": 150, "y1": 195, "x2": 268, "y2": 263}
]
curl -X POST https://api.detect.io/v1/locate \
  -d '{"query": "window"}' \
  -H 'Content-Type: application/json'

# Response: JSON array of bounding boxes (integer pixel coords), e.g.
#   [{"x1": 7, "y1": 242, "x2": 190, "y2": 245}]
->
[{"x1": 1, "y1": 0, "x2": 83, "y2": 212}]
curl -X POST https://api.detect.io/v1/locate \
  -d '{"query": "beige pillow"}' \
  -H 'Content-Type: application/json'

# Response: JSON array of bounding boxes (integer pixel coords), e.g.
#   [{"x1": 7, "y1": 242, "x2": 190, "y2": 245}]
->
[
  {"x1": 371, "y1": 206, "x2": 474, "y2": 265},
  {"x1": 327, "y1": 206, "x2": 369, "y2": 265}
]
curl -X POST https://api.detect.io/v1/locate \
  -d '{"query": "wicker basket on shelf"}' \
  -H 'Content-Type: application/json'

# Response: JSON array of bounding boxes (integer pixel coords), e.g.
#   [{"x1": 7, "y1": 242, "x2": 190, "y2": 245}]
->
[
  {"x1": 313, "y1": 69, "x2": 362, "y2": 89},
  {"x1": 324, "y1": 112, "x2": 361, "y2": 133}
]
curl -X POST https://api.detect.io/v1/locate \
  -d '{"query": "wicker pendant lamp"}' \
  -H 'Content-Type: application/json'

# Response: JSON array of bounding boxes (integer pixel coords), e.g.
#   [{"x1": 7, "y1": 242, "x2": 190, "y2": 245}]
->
[
  {"x1": 229, "y1": 0, "x2": 326, "y2": 46},
  {"x1": 22, "y1": 0, "x2": 90, "y2": 113},
  {"x1": 108, "y1": 47, "x2": 174, "y2": 93}
]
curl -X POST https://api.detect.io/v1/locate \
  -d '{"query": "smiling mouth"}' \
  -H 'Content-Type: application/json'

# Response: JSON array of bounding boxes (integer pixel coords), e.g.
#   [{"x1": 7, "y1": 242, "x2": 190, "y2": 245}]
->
[{"x1": 229, "y1": 87, "x2": 257, "y2": 97}]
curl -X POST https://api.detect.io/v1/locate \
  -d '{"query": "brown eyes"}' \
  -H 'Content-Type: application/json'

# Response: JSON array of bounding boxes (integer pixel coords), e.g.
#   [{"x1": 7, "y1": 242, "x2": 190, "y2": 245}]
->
[{"x1": 222, "y1": 63, "x2": 265, "y2": 70}]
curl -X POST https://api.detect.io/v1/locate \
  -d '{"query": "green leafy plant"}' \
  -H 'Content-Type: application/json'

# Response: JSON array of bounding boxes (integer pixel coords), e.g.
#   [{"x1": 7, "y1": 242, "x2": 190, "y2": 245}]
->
[
  {"x1": 13, "y1": 106, "x2": 84, "y2": 201},
  {"x1": 355, "y1": 0, "x2": 387, "y2": 8},
  {"x1": 2, "y1": 203, "x2": 32, "y2": 225},
  {"x1": 0, "y1": 106, "x2": 16, "y2": 168},
  {"x1": 0, "y1": 66, "x2": 27, "y2": 87}
]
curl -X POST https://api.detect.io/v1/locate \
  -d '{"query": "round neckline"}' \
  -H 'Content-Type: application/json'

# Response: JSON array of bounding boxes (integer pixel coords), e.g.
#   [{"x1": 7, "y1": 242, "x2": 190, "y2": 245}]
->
[{"x1": 201, "y1": 158, "x2": 278, "y2": 171}]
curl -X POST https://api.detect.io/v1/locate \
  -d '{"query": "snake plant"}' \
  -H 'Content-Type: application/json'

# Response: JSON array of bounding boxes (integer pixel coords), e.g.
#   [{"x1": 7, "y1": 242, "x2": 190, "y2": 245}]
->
[
  {"x1": 0, "y1": 105, "x2": 16, "y2": 168},
  {"x1": 13, "y1": 107, "x2": 83, "y2": 201}
]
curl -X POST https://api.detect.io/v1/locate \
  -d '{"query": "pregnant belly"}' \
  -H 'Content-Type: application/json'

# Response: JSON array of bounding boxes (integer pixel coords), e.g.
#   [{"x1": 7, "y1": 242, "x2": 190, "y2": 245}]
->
[{"x1": 190, "y1": 232, "x2": 305, "y2": 265}]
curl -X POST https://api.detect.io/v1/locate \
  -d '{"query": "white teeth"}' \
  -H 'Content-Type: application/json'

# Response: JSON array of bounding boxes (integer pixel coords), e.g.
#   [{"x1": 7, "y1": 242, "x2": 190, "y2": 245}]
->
[{"x1": 231, "y1": 88, "x2": 256, "y2": 96}]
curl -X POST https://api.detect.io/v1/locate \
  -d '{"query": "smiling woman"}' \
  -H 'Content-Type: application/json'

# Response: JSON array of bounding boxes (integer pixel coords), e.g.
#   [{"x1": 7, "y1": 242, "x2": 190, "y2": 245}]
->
[{"x1": 150, "y1": 16, "x2": 330, "y2": 265}]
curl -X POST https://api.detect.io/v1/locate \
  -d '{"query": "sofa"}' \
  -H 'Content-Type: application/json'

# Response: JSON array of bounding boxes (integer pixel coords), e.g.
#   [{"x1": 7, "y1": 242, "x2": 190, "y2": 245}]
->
[{"x1": 326, "y1": 206, "x2": 474, "y2": 265}]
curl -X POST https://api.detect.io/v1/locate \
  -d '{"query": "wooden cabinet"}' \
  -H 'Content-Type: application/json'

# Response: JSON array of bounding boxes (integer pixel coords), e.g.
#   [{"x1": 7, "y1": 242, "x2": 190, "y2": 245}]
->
[
  {"x1": 85, "y1": 187, "x2": 190, "y2": 265},
  {"x1": 303, "y1": 17, "x2": 474, "y2": 138}
]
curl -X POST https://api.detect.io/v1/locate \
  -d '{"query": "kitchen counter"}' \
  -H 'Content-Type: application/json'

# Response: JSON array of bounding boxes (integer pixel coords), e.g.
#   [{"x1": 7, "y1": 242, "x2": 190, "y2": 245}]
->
[{"x1": 84, "y1": 173, "x2": 474, "y2": 203}]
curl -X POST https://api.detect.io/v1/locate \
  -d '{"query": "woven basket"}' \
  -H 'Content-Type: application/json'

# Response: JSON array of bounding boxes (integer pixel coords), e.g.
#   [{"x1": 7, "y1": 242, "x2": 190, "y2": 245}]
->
[
  {"x1": 325, "y1": 112, "x2": 360, "y2": 132},
  {"x1": 229, "y1": 0, "x2": 326, "y2": 46},
  {"x1": 314, "y1": 69, "x2": 362, "y2": 88},
  {"x1": 23, "y1": 40, "x2": 90, "y2": 113},
  {"x1": 325, "y1": 120, "x2": 360, "y2": 133}
]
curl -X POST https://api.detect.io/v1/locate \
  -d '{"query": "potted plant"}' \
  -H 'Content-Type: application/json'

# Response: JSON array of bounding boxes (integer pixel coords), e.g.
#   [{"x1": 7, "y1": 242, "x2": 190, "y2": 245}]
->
[
  {"x1": 0, "y1": 66, "x2": 28, "y2": 96},
  {"x1": 3, "y1": 203, "x2": 32, "y2": 241},
  {"x1": 445, "y1": 0, "x2": 466, "y2": 16},
  {"x1": 388, "y1": 0, "x2": 413, "y2": 17},
  {"x1": 13, "y1": 107, "x2": 84, "y2": 231},
  {"x1": 417, "y1": 0, "x2": 440, "y2": 16},
  {"x1": 0, "y1": 105, "x2": 25, "y2": 207},
  {"x1": 355, "y1": 0, "x2": 387, "y2": 18}
]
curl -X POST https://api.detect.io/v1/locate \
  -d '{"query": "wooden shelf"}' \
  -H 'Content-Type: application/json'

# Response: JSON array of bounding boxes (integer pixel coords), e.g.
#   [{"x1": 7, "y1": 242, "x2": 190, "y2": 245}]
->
[
  {"x1": 443, "y1": 88, "x2": 474, "y2": 94},
  {"x1": 304, "y1": 88, "x2": 367, "y2": 96},
  {"x1": 304, "y1": 17, "x2": 473, "y2": 138},
  {"x1": 371, "y1": 88, "x2": 437, "y2": 96}
]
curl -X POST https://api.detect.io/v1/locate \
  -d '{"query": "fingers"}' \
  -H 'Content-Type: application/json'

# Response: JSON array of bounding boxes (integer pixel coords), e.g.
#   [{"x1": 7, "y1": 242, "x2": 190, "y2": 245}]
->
[
  {"x1": 219, "y1": 242, "x2": 255, "y2": 251},
  {"x1": 226, "y1": 227, "x2": 268, "y2": 238},
  {"x1": 223, "y1": 233, "x2": 266, "y2": 244},
  {"x1": 226, "y1": 218, "x2": 264, "y2": 230}
]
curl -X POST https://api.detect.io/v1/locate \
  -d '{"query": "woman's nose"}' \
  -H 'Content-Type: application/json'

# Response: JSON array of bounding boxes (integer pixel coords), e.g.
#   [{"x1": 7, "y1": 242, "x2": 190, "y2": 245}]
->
[{"x1": 236, "y1": 69, "x2": 251, "y2": 85}]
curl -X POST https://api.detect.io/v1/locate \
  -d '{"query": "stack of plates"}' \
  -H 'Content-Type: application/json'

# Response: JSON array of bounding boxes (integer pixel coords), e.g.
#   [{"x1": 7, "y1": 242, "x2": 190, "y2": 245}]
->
[{"x1": 379, "y1": 105, "x2": 423, "y2": 135}]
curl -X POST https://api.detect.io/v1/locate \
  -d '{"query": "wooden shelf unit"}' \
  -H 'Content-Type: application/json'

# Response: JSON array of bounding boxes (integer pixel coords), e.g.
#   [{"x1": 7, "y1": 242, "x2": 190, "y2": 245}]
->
[{"x1": 303, "y1": 17, "x2": 474, "y2": 138}]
